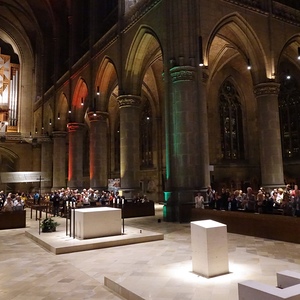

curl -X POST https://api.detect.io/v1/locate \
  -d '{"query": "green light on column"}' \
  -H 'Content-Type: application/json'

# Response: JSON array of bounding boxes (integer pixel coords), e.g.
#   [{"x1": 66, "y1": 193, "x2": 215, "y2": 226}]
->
[{"x1": 163, "y1": 191, "x2": 171, "y2": 218}]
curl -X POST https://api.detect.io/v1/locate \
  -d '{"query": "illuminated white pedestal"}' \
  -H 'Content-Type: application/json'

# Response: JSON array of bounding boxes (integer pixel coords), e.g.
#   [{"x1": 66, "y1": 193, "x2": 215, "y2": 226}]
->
[
  {"x1": 191, "y1": 219, "x2": 229, "y2": 278},
  {"x1": 74, "y1": 207, "x2": 121, "y2": 239},
  {"x1": 238, "y1": 271, "x2": 300, "y2": 300}
]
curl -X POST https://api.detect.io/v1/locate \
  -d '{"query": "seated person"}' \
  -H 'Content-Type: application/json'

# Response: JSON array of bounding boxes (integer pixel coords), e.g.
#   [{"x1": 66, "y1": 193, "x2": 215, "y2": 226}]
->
[
  {"x1": 14, "y1": 196, "x2": 24, "y2": 211},
  {"x1": 3, "y1": 196, "x2": 14, "y2": 212}
]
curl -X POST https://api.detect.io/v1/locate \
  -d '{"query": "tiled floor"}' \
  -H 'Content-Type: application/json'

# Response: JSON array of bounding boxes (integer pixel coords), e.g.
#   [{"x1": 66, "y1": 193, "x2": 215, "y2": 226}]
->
[{"x1": 1, "y1": 205, "x2": 300, "y2": 300}]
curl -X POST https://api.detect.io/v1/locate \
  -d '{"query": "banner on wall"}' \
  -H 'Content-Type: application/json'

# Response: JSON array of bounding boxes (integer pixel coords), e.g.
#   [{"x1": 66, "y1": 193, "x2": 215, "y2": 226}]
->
[{"x1": 108, "y1": 178, "x2": 120, "y2": 192}]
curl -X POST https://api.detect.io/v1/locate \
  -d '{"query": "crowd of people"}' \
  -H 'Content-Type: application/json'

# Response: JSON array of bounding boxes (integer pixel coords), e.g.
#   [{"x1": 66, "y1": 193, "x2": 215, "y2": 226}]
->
[
  {"x1": 195, "y1": 184, "x2": 300, "y2": 217},
  {"x1": 0, "y1": 188, "x2": 150, "y2": 216},
  {"x1": 0, "y1": 191, "x2": 26, "y2": 212}
]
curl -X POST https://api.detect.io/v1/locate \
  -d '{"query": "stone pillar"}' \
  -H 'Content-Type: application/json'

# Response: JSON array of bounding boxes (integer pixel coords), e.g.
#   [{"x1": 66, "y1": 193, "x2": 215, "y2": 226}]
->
[
  {"x1": 52, "y1": 131, "x2": 67, "y2": 190},
  {"x1": 117, "y1": 95, "x2": 141, "y2": 197},
  {"x1": 67, "y1": 123, "x2": 85, "y2": 189},
  {"x1": 88, "y1": 111, "x2": 108, "y2": 190},
  {"x1": 32, "y1": 141, "x2": 41, "y2": 172},
  {"x1": 41, "y1": 139, "x2": 53, "y2": 193},
  {"x1": 254, "y1": 82, "x2": 285, "y2": 189},
  {"x1": 165, "y1": 66, "x2": 208, "y2": 222},
  {"x1": 199, "y1": 69, "x2": 211, "y2": 189}
]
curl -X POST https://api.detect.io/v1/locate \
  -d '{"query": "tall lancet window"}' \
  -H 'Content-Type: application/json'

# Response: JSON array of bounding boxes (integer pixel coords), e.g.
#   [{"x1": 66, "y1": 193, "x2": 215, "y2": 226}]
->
[
  {"x1": 0, "y1": 48, "x2": 19, "y2": 130},
  {"x1": 140, "y1": 100, "x2": 153, "y2": 168},
  {"x1": 219, "y1": 80, "x2": 244, "y2": 160},
  {"x1": 278, "y1": 76, "x2": 300, "y2": 159}
]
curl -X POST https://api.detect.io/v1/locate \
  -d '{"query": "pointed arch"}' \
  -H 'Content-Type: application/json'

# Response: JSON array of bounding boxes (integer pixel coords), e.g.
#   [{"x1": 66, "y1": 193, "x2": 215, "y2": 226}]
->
[
  {"x1": 95, "y1": 56, "x2": 119, "y2": 111},
  {"x1": 124, "y1": 25, "x2": 163, "y2": 95},
  {"x1": 56, "y1": 93, "x2": 68, "y2": 131},
  {"x1": 206, "y1": 13, "x2": 268, "y2": 84},
  {"x1": 72, "y1": 78, "x2": 89, "y2": 122}
]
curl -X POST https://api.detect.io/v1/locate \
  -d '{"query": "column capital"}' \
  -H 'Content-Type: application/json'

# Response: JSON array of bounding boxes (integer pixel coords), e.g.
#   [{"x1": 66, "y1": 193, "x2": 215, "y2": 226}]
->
[
  {"x1": 170, "y1": 66, "x2": 196, "y2": 83},
  {"x1": 254, "y1": 82, "x2": 280, "y2": 97},
  {"x1": 52, "y1": 131, "x2": 67, "y2": 138},
  {"x1": 87, "y1": 111, "x2": 108, "y2": 122},
  {"x1": 117, "y1": 95, "x2": 141, "y2": 108},
  {"x1": 67, "y1": 122, "x2": 85, "y2": 133}
]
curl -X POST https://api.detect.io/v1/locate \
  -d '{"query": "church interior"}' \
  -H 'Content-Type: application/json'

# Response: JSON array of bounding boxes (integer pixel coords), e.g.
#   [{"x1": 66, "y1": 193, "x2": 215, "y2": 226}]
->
[{"x1": 1, "y1": 1, "x2": 300, "y2": 299}]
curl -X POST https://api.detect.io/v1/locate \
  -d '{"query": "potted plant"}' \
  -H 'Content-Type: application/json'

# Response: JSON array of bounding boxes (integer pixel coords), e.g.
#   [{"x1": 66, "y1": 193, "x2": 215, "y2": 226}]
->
[{"x1": 40, "y1": 217, "x2": 59, "y2": 232}]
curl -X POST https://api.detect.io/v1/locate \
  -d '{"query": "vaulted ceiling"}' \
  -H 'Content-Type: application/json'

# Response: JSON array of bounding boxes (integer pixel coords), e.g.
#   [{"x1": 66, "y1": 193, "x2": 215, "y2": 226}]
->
[{"x1": 0, "y1": 0, "x2": 69, "y2": 51}]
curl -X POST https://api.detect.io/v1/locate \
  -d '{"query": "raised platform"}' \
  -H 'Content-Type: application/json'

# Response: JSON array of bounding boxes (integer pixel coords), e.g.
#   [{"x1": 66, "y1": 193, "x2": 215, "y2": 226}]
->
[
  {"x1": 25, "y1": 216, "x2": 164, "y2": 255},
  {"x1": 191, "y1": 208, "x2": 300, "y2": 243}
]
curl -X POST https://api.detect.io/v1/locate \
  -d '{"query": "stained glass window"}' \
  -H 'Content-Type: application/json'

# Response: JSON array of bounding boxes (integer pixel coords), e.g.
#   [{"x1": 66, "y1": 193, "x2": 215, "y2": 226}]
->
[
  {"x1": 219, "y1": 80, "x2": 244, "y2": 160},
  {"x1": 278, "y1": 77, "x2": 300, "y2": 158},
  {"x1": 140, "y1": 100, "x2": 153, "y2": 168}
]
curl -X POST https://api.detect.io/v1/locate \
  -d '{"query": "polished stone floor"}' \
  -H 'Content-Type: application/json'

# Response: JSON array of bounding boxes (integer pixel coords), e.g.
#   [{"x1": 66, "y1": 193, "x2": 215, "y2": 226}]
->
[{"x1": 1, "y1": 205, "x2": 300, "y2": 300}]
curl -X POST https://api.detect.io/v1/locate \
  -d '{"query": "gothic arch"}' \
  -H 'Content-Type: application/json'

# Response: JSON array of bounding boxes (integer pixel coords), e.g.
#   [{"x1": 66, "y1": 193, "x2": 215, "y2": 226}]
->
[
  {"x1": 72, "y1": 78, "x2": 89, "y2": 123},
  {"x1": 0, "y1": 26, "x2": 34, "y2": 133},
  {"x1": 206, "y1": 13, "x2": 267, "y2": 84},
  {"x1": 0, "y1": 146, "x2": 19, "y2": 170},
  {"x1": 277, "y1": 34, "x2": 300, "y2": 78},
  {"x1": 56, "y1": 93, "x2": 68, "y2": 131},
  {"x1": 124, "y1": 25, "x2": 163, "y2": 95},
  {"x1": 95, "y1": 56, "x2": 119, "y2": 112}
]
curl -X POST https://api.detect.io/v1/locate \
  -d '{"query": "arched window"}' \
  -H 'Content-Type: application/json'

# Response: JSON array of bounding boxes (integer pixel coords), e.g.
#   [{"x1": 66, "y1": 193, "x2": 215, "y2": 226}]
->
[
  {"x1": 278, "y1": 76, "x2": 300, "y2": 158},
  {"x1": 140, "y1": 100, "x2": 153, "y2": 168},
  {"x1": 219, "y1": 80, "x2": 244, "y2": 160}
]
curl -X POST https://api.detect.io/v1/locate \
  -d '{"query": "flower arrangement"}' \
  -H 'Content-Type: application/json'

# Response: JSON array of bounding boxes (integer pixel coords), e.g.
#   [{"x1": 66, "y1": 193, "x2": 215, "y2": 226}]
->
[{"x1": 40, "y1": 217, "x2": 59, "y2": 232}]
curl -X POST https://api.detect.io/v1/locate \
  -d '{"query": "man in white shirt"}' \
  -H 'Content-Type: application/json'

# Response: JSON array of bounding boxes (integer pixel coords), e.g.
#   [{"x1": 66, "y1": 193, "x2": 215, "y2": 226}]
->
[{"x1": 195, "y1": 192, "x2": 204, "y2": 209}]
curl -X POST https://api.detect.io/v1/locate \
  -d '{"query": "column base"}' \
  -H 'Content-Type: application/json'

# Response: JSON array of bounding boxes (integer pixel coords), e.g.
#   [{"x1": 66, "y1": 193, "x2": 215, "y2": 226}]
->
[
  {"x1": 118, "y1": 188, "x2": 141, "y2": 201},
  {"x1": 163, "y1": 190, "x2": 199, "y2": 223}
]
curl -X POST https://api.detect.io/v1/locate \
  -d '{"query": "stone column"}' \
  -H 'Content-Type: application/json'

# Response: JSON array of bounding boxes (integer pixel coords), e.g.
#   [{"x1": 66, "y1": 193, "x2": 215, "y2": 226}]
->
[
  {"x1": 41, "y1": 138, "x2": 53, "y2": 193},
  {"x1": 199, "y1": 69, "x2": 211, "y2": 189},
  {"x1": 32, "y1": 141, "x2": 41, "y2": 171},
  {"x1": 88, "y1": 111, "x2": 108, "y2": 190},
  {"x1": 254, "y1": 82, "x2": 285, "y2": 189},
  {"x1": 52, "y1": 131, "x2": 67, "y2": 190},
  {"x1": 165, "y1": 66, "x2": 208, "y2": 222},
  {"x1": 67, "y1": 123, "x2": 85, "y2": 189},
  {"x1": 117, "y1": 95, "x2": 141, "y2": 197}
]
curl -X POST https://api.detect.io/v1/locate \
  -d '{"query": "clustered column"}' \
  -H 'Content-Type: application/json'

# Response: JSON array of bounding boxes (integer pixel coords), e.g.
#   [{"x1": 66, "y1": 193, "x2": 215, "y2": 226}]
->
[
  {"x1": 171, "y1": 68, "x2": 208, "y2": 180},
  {"x1": 163, "y1": 65, "x2": 210, "y2": 221},
  {"x1": 52, "y1": 131, "x2": 67, "y2": 190},
  {"x1": 254, "y1": 82, "x2": 285, "y2": 189},
  {"x1": 40, "y1": 138, "x2": 53, "y2": 193},
  {"x1": 67, "y1": 122, "x2": 85, "y2": 189},
  {"x1": 88, "y1": 111, "x2": 108, "y2": 190},
  {"x1": 117, "y1": 95, "x2": 141, "y2": 197}
]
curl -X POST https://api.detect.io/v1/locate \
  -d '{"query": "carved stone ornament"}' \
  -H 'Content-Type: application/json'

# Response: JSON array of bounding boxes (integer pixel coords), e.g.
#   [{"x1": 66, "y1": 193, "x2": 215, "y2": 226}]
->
[
  {"x1": 117, "y1": 95, "x2": 141, "y2": 108},
  {"x1": 254, "y1": 83, "x2": 280, "y2": 97},
  {"x1": 87, "y1": 111, "x2": 108, "y2": 122},
  {"x1": 170, "y1": 66, "x2": 196, "y2": 83},
  {"x1": 67, "y1": 122, "x2": 85, "y2": 133}
]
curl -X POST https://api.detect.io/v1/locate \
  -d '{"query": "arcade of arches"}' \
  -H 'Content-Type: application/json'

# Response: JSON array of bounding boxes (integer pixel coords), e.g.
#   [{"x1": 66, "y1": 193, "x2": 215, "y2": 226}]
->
[{"x1": 0, "y1": 0, "x2": 300, "y2": 221}]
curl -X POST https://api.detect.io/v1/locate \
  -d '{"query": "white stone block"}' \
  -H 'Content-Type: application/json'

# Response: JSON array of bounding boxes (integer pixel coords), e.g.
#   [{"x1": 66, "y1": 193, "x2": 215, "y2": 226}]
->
[
  {"x1": 277, "y1": 270, "x2": 300, "y2": 289},
  {"x1": 238, "y1": 280, "x2": 300, "y2": 300},
  {"x1": 74, "y1": 207, "x2": 121, "y2": 239},
  {"x1": 190, "y1": 219, "x2": 229, "y2": 278}
]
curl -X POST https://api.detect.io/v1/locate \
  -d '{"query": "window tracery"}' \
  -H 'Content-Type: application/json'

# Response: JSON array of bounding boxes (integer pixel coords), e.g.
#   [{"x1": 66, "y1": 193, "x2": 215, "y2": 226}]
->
[
  {"x1": 140, "y1": 99, "x2": 153, "y2": 168},
  {"x1": 279, "y1": 77, "x2": 300, "y2": 158},
  {"x1": 219, "y1": 80, "x2": 244, "y2": 160}
]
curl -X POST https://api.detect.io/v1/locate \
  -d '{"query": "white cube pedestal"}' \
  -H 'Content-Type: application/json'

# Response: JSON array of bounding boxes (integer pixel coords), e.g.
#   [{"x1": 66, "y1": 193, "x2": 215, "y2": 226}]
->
[
  {"x1": 191, "y1": 219, "x2": 229, "y2": 278},
  {"x1": 74, "y1": 207, "x2": 121, "y2": 239}
]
